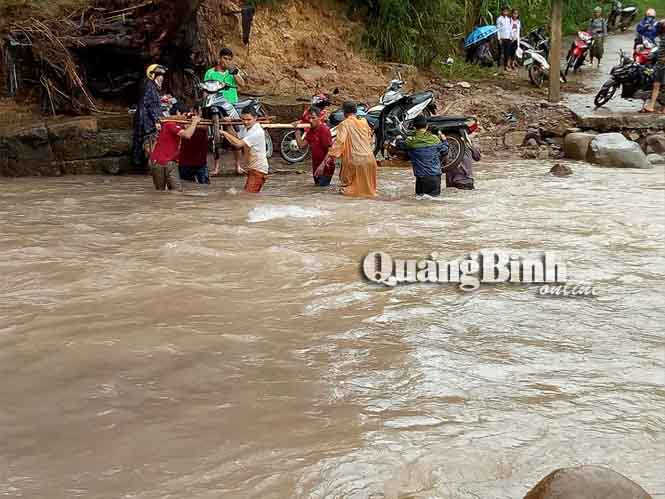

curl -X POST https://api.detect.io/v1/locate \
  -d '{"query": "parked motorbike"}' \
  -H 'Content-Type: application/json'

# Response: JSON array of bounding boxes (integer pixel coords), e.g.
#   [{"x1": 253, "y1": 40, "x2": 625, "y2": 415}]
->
[
  {"x1": 608, "y1": 0, "x2": 638, "y2": 31},
  {"x1": 565, "y1": 31, "x2": 594, "y2": 76},
  {"x1": 594, "y1": 49, "x2": 661, "y2": 108},
  {"x1": 199, "y1": 79, "x2": 273, "y2": 160}
]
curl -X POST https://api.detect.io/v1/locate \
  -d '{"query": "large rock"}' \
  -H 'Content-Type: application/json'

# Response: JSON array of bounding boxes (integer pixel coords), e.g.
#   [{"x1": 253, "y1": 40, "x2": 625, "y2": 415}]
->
[
  {"x1": 0, "y1": 122, "x2": 59, "y2": 176},
  {"x1": 647, "y1": 153, "x2": 665, "y2": 165},
  {"x1": 646, "y1": 134, "x2": 665, "y2": 154},
  {"x1": 574, "y1": 112, "x2": 665, "y2": 131},
  {"x1": 564, "y1": 132, "x2": 595, "y2": 160},
  {"x1": 47, "y1": 118, "x2": 132, "y2": 161},
  {"x1": 550, "y1": 163, "x2": 573, "y2": 176},
  {"x1": 524, "y1": 466, "x2": 652, "y2": 499},
  {"x1": 60, "y1": 156, "x2": 132, "y2": 175},
  {"x1": 505, "y1": 130, "x2": 527, "y2": 147},
  {"x1": 588, "y1": 133, "x2": 651, "y2": 168}
]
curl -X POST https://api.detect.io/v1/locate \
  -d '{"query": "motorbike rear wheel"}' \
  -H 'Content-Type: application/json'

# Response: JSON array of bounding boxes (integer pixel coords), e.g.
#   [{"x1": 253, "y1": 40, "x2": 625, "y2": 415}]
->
[
  {"x1": 280, "y1": 130, "x2": 310, "y2": 164},
  {"x1": 443, "y1": 133, "x2": 465, "y2": 170},
  {"x1": 528, "y1": 64, "x2": 546, "y2": 88},
  {"x1": 594, "y1": 81, "x2": 618, "y2": 108}
]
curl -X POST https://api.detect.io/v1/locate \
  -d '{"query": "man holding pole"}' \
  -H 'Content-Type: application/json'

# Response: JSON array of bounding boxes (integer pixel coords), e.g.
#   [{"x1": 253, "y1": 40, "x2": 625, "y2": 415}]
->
[
  {"x1": 221, "y1": 107, "x2": 271, "y2": 193},
  {"x1": 149, "y1": 103, "x2": 201, "y2": 192}
]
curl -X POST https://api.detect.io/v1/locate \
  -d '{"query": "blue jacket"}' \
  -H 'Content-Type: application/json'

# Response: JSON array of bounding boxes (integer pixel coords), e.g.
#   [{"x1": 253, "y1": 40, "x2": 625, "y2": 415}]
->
[
  {"x1": 636, "y1": 16, "x2": 658, "y2": 43},
  {"x1": 397, "y1": 131, "x2": 449, "y2": 177}
]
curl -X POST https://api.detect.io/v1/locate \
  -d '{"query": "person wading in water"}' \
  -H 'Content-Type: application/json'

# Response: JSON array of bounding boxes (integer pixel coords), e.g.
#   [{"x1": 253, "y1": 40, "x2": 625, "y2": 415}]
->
[
  {"x1": 133, "y1": 64, "x2": 167, "y2": 168},
  {"x1": 324, "y1": 102, "x2": 378, "y2": 198}
]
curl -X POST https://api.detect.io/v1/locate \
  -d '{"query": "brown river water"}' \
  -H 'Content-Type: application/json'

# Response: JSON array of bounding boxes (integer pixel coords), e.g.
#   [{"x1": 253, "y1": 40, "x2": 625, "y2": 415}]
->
[{"x1": 1, "y1": 159, "x2": 664, "y2": 499}]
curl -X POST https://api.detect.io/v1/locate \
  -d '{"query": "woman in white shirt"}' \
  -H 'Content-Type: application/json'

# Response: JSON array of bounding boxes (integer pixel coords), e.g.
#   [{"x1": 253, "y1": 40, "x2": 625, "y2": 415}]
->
[
  {"x1": 508, "y1": 9, "x2": 522, "y2": 70},
  {"x1": 496, "y1": 6, "x2": 513, "y2": 70}
]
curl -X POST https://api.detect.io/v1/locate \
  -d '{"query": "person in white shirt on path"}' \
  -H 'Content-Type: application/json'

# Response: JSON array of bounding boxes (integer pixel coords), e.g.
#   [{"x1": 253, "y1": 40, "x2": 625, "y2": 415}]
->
[
  {"x1": 496, "y1": 6, "x2": 513, "y2": 70},
  {"x1": 508, "y1": 9, "x2": 522, "y2": 70}
]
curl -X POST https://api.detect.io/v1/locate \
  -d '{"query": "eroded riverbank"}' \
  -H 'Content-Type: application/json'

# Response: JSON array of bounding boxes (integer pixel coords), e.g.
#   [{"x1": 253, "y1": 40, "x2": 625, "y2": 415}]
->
[{"x1": 1, "y1": 159, "x2": 664, "y2": 498}]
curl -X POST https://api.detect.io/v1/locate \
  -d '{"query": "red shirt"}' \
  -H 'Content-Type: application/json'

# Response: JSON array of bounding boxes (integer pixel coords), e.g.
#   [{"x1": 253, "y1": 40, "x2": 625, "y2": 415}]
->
[
  {"x1": 179, "y1": 128, "x2": 208, "y2": 167},
  {"x1": 305, "y1": 124, "x2": 333, "y2": 174},
  {"x1": 150, "y1": 122, "x2": 183, "y2": 165}
]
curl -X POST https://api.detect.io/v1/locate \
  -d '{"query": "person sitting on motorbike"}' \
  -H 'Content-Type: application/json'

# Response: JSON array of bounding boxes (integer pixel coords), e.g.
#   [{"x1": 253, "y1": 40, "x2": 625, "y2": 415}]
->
[
  {"x1": 132, "y1": 64, "x2": 167, "y2": 168},
  {"x1": 644, "y1": 21, "x2": 665, "y2": 113},
  {"x1": 588, "y1": 7, "x2": 608, "y2": 67},
  {"x1": 395, "y1": 115, "x2": 449, "y2": 197},
  {"x1": 635, "y1": 8, "x2": 658, "y2": 48},
  {"x1": 204, "y1": 47, "x2": 246, "y2": 176}
]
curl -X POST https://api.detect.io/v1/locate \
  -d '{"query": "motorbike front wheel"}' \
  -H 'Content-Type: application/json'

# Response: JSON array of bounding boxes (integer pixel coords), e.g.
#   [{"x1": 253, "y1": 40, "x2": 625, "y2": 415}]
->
[
  {"x1": 280, "y1": 130, "x2": 310, "y2": 164},
  {"x1": 528, "y1": 64, "x2": 546, "y2": 88},
  {"x1": 265, "y1": 131, "x2": 274, "y2": 159},
  {"x1": 564, "y1": 55, "x2": 577, "y2": 77},
  {"x1": 443, "y1": 133, "x2": 465, "y2": 170},
  {"x1": 594, "y1": 81, "x2": 618, "y2": 108}
]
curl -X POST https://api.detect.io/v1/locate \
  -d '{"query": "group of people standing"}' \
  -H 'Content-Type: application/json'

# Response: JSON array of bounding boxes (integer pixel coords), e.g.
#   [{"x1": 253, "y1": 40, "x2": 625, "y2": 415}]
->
[{"x1": 496, "y1": 6, "x2": 522, "y2": 71}]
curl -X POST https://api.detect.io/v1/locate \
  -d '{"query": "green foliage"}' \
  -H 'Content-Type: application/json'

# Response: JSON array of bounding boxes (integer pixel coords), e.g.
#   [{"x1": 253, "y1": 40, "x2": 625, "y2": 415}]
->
[{"x1": 351, "y1": 0, "x2": 619, "y2": 67}]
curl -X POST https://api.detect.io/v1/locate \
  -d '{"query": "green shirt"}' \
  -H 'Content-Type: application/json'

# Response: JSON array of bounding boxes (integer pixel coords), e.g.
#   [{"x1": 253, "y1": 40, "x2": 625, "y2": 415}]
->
[{"x1": 203, "y1": 67, "x2": 238, "y2": 103}]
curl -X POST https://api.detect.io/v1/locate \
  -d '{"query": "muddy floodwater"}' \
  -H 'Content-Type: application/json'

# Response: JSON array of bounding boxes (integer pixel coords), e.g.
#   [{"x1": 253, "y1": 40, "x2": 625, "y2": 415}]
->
[{"x1": 1, "y1": 160, "x2": 664, "y2": 499}]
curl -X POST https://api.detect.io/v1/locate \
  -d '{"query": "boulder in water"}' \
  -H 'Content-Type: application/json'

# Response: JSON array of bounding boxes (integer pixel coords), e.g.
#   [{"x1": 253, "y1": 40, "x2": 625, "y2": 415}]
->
[
  {"x1": 550, "y1": 163, "x2": 573, "y2": 176},
  {"x1": 647, "y1": 153, "x2": 665, "y2": 165},
  {"x1": 563, "y1": 132, "x2": 595, "y2": 161},
  {"x1": 524, "y1": 465, "x2": 652, "y2": 499},
  {"x1": 646, "y1": 134, "x2": 665, "y2": 154},
  {"x1": 588, "y1": 133, "x2": 651, "y2": 169}
]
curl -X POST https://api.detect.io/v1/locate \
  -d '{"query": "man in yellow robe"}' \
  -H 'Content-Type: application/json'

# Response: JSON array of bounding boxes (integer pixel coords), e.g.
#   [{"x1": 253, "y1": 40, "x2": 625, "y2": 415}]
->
[{"x1": 325, "y1": 102, "x2": 378, "y2": 198}]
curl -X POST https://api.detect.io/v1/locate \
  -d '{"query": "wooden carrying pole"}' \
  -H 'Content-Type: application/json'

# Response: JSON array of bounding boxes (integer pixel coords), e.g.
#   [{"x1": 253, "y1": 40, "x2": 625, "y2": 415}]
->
[
  {"x1": 161, "y1": 118, "x2": 311, "y2": 129},
  {"x1": 549, "y1": 0, "x2": 563, "y2": 103}
]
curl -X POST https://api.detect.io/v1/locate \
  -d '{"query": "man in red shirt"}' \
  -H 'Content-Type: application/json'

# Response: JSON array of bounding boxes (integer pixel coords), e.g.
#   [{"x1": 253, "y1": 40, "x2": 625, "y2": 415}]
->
[
  {"x1": 149, "y1": 104, "x2": 201, "y2": 192},
  {"x1": 295, "y1": 107, "x2": 334, "y2": 186},
  {"x1": 179, "y1": 121, "x2": 210, "y2": 184}
]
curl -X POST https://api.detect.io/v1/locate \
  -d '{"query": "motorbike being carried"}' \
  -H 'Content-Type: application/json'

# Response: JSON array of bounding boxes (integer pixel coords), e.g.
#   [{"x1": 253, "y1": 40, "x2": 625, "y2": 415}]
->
[
  {"x1": 280, "y1": 78, "x2": 436, "y2": 164},
  {"x1": 608, "y1": 0, "x2": 638, "y2": 31},
  {"x1": 279, "y1": 93, "x2": 373, "y2": 164},
  {"x1": 565, "y1": 31, "x2": 594, "y2": 76},
  {"x1": 594, "y1": 49, "x2": 661, "y2": 108},
  {"x1": 199, "y1": 79, "x2": 273, "y2": 161}
]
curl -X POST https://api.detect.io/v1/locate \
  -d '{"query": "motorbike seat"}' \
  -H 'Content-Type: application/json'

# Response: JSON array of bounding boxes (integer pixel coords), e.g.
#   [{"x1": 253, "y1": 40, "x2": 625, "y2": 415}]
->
[
  {"x1": 410, "y1": 91, "x2": 434, "y2": 105},
  {"x1": 234, "y1": 99, "x2": 255, "y2": 111},
  {"x1": 621, "y1": 6, "x2": 637, "y2": 13},
  {"x1": 426, "y1": 116, "x2": 470, "y2": 128}
]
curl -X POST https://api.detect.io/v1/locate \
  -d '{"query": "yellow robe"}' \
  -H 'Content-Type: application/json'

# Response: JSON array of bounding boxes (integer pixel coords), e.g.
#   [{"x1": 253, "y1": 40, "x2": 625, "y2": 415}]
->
[{"x1": 328, "y1": 116, "x2": 378, "y2": 198}]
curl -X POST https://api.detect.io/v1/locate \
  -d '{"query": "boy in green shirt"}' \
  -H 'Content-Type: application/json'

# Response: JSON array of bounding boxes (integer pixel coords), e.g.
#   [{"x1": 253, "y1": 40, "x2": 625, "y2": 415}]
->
[{"x1": 204, "y1": 47, "x2": 246, "y2": 175}]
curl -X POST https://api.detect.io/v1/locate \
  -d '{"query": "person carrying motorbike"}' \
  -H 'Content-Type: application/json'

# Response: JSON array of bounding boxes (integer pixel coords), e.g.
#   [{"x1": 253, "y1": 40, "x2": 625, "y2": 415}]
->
[
  {"x1": 588, "y1": 7, "x2": 608, "y2": 67},
  {"x1": 132, "y1": 63, "x2": 167, "y2": 168},
  {"x1": 395, "y1": 115, "x2": 449, "y2": 197},
  {"x1": 635, "y1": 8, "x2": 658, "y2": 47},
  {"x1": 294, "y1": 107, "x2": 334, "y2": 187},
  {"x1": 644, "y1": 21, "x2": 665, "y2": 113},
  {"x1": 326, "y1": 102, "x2": 378, "y2": 198},
  {"x1": 204, "y1": 47, "x2": 246, "y2": 176}
]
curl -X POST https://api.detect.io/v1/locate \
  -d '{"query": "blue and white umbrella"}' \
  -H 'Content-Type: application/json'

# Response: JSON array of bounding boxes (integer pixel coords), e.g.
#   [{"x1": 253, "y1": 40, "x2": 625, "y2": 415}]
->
[{"x1": 464, "y1": 25, "x2": 498, "y2": 48}]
